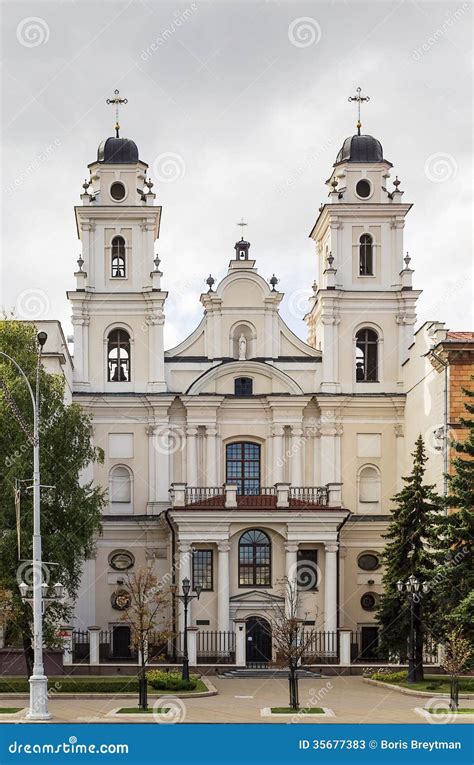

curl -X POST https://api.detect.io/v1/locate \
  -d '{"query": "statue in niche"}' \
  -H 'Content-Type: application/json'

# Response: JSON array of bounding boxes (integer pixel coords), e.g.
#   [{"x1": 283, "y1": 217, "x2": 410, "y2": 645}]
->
[{"x1": 238, "y1": 333, "x2": 247, "y2": 360}]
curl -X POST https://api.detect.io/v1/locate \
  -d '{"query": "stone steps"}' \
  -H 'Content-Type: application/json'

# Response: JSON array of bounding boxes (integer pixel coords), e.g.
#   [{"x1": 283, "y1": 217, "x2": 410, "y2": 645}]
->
[{"x1": 220, "y1": 668, "x2": 325, "y2": 679}]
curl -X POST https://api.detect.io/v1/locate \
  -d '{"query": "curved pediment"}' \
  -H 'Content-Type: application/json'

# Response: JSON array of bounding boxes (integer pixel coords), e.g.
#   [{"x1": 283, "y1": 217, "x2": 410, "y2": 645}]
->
[{"x1": 186, "y1": 360, "x2": 304, "y2": 395}]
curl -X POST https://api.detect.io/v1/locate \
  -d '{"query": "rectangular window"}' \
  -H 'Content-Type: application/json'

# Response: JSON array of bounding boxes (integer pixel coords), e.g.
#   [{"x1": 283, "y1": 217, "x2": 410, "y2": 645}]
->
[
  {"x1": 192, "y1": 550, "x2": 213, "y2": 591},
  {"x1": 226, "y1": 442, "x2": 261, "y2": 495},
  {"x1": 297, "y1": 549, "x2": 318, "y2": 590},
  {"x1": 234, "y1": 377, "x2": 253, "y2": 396}
]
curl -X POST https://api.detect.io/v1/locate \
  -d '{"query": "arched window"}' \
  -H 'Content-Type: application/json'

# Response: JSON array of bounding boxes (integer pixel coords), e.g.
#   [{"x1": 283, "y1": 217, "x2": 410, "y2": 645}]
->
[
  {"x1": 358, "y1": 466, "x2": 381, "y2": 509},
  {"x1": 355, "y1": 328, "x2": 378, "y2": 382},
  {"x1": 110, "y1": 466, "x2": 132, "y2": 504},
  {"x1": 226, "y1": 442, "x2": 260, "y2": 495},
  {"x1": 107, "y1": 329, "x2": 131, "y2": 382},
  {"x1": 239, "y1": 529, "x2": 271, "y2": 587},
  {"x1": 111, "y1": 236, "x2": 126, "y2": 278},
  {"x1": 234, "y1": 377, "x2": 253, "y2": 396},
  {"x1": 359, "y1": 234, "x2": 373, "y2": 276}
]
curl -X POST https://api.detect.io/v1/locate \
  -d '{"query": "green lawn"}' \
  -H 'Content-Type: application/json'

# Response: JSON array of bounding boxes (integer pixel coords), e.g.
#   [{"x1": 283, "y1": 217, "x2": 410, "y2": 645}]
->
[
  {"x1": 0, "y1": 708, "x2": 22, "y2": 713},
  {"x1": 271, "y1": 707, "x2": 324, "y2": 714},
  {"x1": 0, "y1": 676, "x2": 207, "y2": 695},
  {"x1": 426, "y1": 708, "x2": 474, "y2": 715},
  {"x1": 373, "y1": 674, "x2": 474, "y2": 695}
]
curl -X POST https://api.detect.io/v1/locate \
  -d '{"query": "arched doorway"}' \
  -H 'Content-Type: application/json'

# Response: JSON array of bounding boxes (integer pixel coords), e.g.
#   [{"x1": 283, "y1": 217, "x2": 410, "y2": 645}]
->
[{"x1": 246, "y1": 616, "x2": 272, "y2": 667}]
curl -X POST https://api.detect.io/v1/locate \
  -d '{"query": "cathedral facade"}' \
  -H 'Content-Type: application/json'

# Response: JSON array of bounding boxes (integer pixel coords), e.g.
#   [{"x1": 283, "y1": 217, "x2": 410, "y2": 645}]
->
[{"x1": 65, "y1": 119, "x2": 435, "y2": 665}]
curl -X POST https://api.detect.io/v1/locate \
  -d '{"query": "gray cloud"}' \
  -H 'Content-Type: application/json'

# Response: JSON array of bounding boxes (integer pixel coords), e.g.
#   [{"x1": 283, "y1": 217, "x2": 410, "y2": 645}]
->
[{"x1": 1, "y1": 0, "x2": 472, "y2": 345}]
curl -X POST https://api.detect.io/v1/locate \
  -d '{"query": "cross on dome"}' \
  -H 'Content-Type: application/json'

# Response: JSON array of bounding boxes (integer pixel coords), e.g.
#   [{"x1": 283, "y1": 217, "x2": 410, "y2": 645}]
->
[
  {"x1": 348, "y1": 87, "x2": 370, "y2": 135},
  {"x1": 106, "y1": 89, "x2": 128, "y2": 138},
  {"x1": 237, "y1": 217, "x2": 248, "y2": 241}
]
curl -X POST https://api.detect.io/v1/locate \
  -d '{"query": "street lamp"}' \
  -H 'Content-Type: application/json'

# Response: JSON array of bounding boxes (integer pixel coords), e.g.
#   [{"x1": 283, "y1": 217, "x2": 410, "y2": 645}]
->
[
  {"x1": 397, "y1": 576, "x2": 429, "y2": 683},
  {"x1": 0, "y1": 331, "x2": 51, "y2": 719},
  {"x1": 174, "y1": 577, "x2": 202, "y2": 681}
]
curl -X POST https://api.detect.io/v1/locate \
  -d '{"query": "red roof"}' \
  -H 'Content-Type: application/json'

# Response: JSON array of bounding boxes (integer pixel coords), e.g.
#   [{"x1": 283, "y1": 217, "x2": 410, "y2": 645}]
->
[{"x1": 446, "y1": 332, "x2": 474, "y2": 341}]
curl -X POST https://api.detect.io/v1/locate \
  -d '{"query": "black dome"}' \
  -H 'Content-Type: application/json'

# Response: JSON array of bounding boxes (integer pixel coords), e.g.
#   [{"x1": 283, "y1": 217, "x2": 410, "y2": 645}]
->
[
  {"x1": 335, "y1": 134, "x2": 387, "y2": 165},
  {"x1": 97, "y1": 136, "x2": 139, "y2": 164}
]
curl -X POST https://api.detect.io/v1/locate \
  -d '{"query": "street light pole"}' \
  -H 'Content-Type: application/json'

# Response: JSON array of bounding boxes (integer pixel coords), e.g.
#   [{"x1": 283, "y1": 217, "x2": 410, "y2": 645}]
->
[
  {"x1": 397, "y1": 575, "x2": 429, "y2": 684},
  {"x1": 174, "y1": 577, "x2": 201, "y2": 682},
  {"x1": 0, "y1": 331, "x2": 50, "y2": 719}
]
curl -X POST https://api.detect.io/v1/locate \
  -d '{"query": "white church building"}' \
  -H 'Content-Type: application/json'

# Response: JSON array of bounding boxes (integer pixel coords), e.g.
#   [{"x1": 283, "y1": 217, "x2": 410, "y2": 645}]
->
[{"x1": 60, "y1": 108, "x2": 436, "y2": 668}]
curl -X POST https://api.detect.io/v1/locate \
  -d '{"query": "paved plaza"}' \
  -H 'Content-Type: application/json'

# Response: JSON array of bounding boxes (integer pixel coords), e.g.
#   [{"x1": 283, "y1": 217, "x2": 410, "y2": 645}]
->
[{"x1": 0, "y1": 676, "x2": 472, "y2": 724}]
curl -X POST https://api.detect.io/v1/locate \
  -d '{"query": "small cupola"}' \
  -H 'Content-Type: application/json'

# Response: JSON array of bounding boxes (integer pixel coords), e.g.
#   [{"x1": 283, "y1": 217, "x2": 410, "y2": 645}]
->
[{"x1": 234, "y1": 238, "x2": 251, "y2": 261}]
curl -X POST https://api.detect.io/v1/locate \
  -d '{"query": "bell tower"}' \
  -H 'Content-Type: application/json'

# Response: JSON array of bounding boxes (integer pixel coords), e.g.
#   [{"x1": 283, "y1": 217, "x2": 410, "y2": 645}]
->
[
  {"x1": 68, "y1": 91, "x2": 167, "y2": 393},
  {"x1": 306, "y1": 89, "x2": 421, "y2": 394}
]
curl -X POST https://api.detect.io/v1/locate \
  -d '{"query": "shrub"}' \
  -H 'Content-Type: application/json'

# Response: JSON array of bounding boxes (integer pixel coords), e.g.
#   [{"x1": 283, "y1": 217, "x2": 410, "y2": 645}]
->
[
  {"x1": 146, "y1": 670, "x2": 198, "y2": 692},
  {"x1": 426, "y1": 682, "x2": 443, "y2": 690},
  {"x1": 370, "y1": 670, "x2": 408, "y2": 683}
]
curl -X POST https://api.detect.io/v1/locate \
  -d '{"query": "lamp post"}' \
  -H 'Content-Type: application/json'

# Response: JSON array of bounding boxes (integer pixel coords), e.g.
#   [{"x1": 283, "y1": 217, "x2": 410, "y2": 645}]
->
[
  {"x1": 174, "y1": 577, "x2": 201, "y2": 681},
  {"x1": 397, "y1": 575, "x2": 429, "y2": 684},
  {"x1": 0, "y1": 331, "x2": 50, "y2": 719}
]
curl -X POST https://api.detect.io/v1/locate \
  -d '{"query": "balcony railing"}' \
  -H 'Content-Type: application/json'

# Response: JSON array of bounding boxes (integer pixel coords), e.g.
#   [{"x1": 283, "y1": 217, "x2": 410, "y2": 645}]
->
[
  {"x1": 171, "y1": 482, "x2": 342, "y2": 509},
  {"x1": 290, "y1": 486, "x2": 329, "y2": 505}
]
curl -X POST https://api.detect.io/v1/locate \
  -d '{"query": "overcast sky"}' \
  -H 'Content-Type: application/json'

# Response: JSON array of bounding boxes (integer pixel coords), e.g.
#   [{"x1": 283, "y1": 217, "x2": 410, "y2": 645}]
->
[{"x1": 1, "y1": 0, "x2": 472, "y2": 349}]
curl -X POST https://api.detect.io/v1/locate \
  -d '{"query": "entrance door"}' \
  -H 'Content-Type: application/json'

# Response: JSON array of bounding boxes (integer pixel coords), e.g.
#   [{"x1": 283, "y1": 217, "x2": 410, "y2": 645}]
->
[
  {"x1": 112, "y1": 626, "x2": 131, "y2": 659},
  {"x1": 360, "y1": 626, "x2": 379, "y2": 660},
  {"x1": 246, "y1": 617, "x2": 272, "y2": 667}
]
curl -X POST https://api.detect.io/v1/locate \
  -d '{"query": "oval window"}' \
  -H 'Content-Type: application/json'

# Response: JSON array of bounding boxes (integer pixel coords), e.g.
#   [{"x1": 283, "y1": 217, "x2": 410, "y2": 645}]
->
[
  {"x1": 356, "y1": 179, "x2": 371, "y2": 198},
  {"x1": 358, "y1": 553, "x2": 380, "y2": 571},
  {"x1": 360, "y1": 592, "x2": 378, "y2": 611},
  {"x1": 110, "y1": 182, "x2": 126, "y2": 201},
  {"x1": 109, "y1": 549, "x2": 134, "y2": 571}
]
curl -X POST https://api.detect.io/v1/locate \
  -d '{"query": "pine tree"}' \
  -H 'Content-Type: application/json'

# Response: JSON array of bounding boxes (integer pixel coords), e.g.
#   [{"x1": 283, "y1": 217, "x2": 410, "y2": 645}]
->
[
  {"x1": 377, "y1": 436, "x2": 443, "y2": 680},
  {"x1": 429, "y1": 386, "x2": 474, "y2": 645},
  {"x1": 0, "y1": 320, "x2": 107, "y2": 675}
]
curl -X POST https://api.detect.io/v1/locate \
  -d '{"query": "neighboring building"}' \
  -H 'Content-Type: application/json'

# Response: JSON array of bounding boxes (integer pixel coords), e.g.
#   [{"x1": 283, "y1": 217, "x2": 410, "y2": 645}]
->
[
  {"x1": 62, "y1": 118, "x2": 470, "y2": 666},
  {"x1": 403, "y1": 323, "x2": 474, "y2": 497}
]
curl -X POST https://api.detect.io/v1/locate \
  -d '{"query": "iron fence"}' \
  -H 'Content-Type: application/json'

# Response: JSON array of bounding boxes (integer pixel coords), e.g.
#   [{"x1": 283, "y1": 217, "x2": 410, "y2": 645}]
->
[
  {"x1": 195, "y1": 630, "x2": 236, "y2": 664},
  {"x1": 300, "y1": 630, "x2": 339, "y2": 664}
]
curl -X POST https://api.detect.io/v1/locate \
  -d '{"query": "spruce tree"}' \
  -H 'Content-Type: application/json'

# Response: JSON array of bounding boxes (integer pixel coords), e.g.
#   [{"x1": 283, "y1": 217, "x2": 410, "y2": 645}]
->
[
  {"x1": 429, "y1": 386, "x2": 474, "y2": 645},
  {"x1": 377, "y1": 435, "x2": 442, "y2": 680}
]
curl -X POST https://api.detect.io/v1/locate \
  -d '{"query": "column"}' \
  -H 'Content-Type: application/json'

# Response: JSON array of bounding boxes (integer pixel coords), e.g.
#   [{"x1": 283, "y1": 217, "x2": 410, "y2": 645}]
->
[
  {"x1": 323, "y1": 543, "x2": 338, "y2": 633},
  {"x1": 234, "y1": 620, "x2": 246, "y2": 667},
  {"x1": 187, "y1": 627, "x2": 198, "y2": 666},
  {"x1": 186, "y1": 427, "x2": 198, "y2": 486},
  {"x1": 290, "y1": 427, "x2": 304, "y2": 486},
  {"x1": 147, "y1": 312, "x2": 165, "y2": 389},
  {"x1": 177, "y1": 543, "x2": 193, "y2": 634},
  {"x1": 217, "y1": 543, "x2": 231, "y2": 632},
  {"x1": 206, "y1": 427, "x2": 218, "y2": 486},
  {"x1": 88, "y1": 626, "x2": 100, "y2": 665},
  {"x1": 155, "y1": 423, "x2": 170, "y2": 502},
  {"x1": 272, "y1": 426, "x2": 285, "y2": 484},
  {"x1": 285, "y1": 543, "x2": 299, "y2": 616},
  {"x1": 339, "y1": 629, "x2": 352, "y2": 666}
]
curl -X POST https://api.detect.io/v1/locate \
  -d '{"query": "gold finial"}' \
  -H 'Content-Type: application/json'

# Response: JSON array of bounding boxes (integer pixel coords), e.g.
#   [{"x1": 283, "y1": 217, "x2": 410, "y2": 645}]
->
[
  {"x1": 106, "y1": 89, "x2": 128, "y2": 138},
  {"x1": 348, "y1": 87, "x2": 370, "y2": 135}
]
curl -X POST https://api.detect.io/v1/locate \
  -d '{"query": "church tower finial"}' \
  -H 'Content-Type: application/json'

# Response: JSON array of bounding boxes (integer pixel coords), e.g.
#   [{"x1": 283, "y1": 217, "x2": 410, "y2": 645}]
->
[
  {"x1": 237, "y1": 217, "x2": 248, "y2": 241},
  {"x1": 106, "y1": 89, "x2": 128, "y2": 138},
  {"x1": 234, "y1": 218, "x2": 250, "y2": 261},
  {"x1": 348, "y1": 86, "x2": 370, "y2": 135}
]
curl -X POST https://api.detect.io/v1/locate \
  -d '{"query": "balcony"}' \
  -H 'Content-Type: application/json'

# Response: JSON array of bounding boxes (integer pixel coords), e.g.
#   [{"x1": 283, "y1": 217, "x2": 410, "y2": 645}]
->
[{"x1": 170, "y1": 482, "x2": 343, "y2": 510}]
